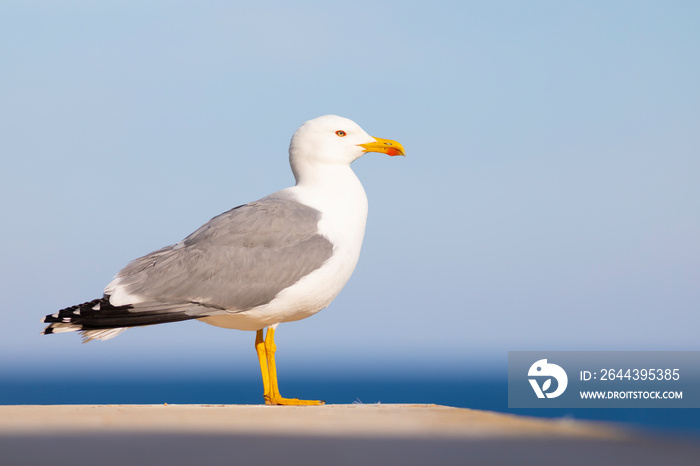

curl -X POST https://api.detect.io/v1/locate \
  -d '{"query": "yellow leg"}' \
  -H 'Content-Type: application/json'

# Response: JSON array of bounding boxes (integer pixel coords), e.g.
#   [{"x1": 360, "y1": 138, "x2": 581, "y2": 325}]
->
[
  {"x1": 254, "y1": 329, "x2": 271, "y2": 401},
  {"x1": 255, "y1": 326, "x2": 324, "y2": 406}
]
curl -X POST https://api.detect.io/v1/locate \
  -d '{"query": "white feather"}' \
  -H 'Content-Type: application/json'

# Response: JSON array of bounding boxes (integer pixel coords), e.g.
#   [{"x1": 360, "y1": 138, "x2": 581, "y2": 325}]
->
[{"x1": 80, "y1": 328, "x2": 127, "y2": 343}]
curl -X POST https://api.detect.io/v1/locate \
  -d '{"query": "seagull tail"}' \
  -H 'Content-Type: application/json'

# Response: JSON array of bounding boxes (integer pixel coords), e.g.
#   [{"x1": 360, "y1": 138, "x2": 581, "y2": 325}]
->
[{"x1": 42, "y1": 296, "x2": 198, "y2": 343}]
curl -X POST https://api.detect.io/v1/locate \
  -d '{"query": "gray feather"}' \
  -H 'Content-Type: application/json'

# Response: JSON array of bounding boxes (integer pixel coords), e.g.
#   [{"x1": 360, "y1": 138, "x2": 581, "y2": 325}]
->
[{"x1": 110, "y1": 192, "x2": 334, "y2": 314}]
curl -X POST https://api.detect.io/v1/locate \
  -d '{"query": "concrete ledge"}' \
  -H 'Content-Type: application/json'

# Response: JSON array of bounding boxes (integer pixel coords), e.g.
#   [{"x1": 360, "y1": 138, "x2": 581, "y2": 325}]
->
[
  {"x1": 0, "y1": 403, "x2": 624, "y2": 438},
  {"x1": 0, "y1": 404, "x2": 697, "y2": 465}
]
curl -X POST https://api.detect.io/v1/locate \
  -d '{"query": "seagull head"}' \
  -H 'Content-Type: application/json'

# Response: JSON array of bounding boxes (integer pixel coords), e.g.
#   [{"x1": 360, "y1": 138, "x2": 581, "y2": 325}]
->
[{"x1": 289, "y1": 115, "x2": 404, "y2": 178}]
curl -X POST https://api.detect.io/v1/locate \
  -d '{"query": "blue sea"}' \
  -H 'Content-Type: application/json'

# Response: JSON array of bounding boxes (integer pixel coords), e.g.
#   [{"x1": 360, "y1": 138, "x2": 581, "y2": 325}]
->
[{"x1": 2, "y1": 373, "x2": 698, "y2": 438}]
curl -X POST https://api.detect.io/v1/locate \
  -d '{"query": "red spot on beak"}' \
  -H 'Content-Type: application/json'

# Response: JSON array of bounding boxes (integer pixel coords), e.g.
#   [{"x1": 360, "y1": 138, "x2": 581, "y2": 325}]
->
[{"x1": 386, "y1": 148, "x2": 401, "y2": 156}]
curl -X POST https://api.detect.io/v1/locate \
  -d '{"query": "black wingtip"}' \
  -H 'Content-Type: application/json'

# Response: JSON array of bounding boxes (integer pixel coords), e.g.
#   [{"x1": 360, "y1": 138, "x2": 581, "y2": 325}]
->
[{"x1": 42, "y1": 295, "x2": 197, "y2": 336}]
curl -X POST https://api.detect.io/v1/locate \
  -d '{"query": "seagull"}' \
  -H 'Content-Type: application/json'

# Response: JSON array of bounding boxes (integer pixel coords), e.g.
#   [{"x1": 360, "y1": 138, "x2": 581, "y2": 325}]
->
[{"x1": 42, "y1": 115, "x2": 404, "y2": 405}]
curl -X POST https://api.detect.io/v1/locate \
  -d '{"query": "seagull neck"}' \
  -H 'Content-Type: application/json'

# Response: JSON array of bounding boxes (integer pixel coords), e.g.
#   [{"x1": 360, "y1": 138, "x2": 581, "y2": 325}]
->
[
  {"x1": 288, "y1": 163, "x2": 368, "y2": 225},
  {"x1": 292, "y1": 163, "x2": 360, "y2": 192}
]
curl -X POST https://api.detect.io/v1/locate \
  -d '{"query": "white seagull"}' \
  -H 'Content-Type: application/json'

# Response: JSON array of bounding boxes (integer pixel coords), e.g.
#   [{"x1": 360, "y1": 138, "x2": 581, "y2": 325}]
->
[{"x1": 42, "y1": 115, "x2": 404, "y2": 405}]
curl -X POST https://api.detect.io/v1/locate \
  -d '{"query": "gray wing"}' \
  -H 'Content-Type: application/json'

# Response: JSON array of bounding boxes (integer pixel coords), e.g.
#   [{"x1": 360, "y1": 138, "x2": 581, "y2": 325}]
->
[{"x1": 107, "y1": 192, "x2": 334, "y2": 314}]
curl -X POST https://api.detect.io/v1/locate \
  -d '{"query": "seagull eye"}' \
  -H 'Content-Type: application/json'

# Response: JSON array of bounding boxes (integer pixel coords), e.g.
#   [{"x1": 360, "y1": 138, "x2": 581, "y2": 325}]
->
[{"x1": 335, "y1": 130, "x2": 346, "y2": 137}]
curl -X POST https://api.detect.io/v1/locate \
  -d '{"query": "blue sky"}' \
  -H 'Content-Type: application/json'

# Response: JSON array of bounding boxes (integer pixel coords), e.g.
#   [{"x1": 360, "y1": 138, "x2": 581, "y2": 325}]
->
[{"x1": 1, "y1": 1, "x2": 698, "y2": 377}]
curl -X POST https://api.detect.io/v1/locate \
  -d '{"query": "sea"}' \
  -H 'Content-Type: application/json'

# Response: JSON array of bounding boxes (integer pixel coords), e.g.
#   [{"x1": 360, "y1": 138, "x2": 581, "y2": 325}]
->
[{"x1": 2, "y1": 373, "x2": 698, "y2": 439}]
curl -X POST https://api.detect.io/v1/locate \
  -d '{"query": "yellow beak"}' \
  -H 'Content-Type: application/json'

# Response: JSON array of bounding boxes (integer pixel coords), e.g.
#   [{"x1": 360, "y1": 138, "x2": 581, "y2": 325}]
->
[{"x1": 358, "y1": 137, "x2": 405, "y2": 157}]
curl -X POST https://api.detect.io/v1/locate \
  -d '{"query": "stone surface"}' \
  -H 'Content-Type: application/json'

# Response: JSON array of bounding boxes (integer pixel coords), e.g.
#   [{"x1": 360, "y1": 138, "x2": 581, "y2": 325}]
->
[{"x1": 0, "y1": 404, "x2": 696, "y2": 465}]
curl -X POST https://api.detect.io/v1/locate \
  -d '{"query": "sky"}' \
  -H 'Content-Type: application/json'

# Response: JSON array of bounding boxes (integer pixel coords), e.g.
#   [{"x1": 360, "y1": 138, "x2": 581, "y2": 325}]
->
[{"x1": 1, "y1": 1, "x2": 699, "y2": 378}]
